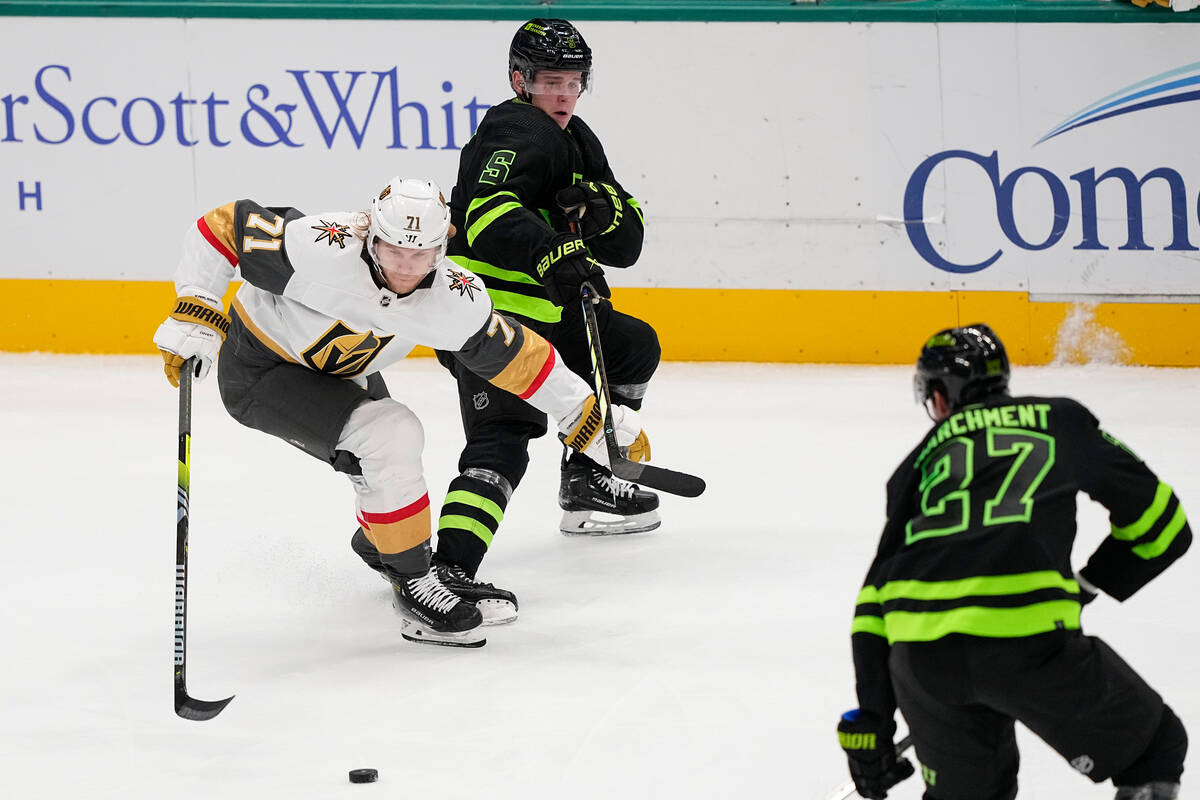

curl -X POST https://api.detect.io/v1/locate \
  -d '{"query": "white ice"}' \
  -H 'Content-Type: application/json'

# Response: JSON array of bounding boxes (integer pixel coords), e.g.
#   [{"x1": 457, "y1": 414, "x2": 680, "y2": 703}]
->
[{"x1": 2, "y1": 354, "x2": 1197, "y2": 800}]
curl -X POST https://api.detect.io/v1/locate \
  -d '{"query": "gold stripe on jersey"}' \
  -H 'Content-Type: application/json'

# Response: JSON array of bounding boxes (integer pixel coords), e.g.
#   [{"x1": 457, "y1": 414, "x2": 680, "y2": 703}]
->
[
  {"x1": 488, "y1": 328, "x2": 552, "y2": 397},
  {"x1": 202, "y1": 203, "x2": 239, "y2": 256},
  {"x1": 231, "y1": 296, "x2": 298, "y2": 364}
]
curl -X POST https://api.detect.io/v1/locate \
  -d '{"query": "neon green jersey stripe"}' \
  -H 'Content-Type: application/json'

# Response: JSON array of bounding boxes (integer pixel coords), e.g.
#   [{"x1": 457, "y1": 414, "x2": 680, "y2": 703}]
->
[
  {"x1": 449, "y1": 256, "x2": 540, "y2": 287},
  {"x1": 488, "y1": 288, "x2": 562, "y2": 323},
  {"x1": 882, "y1": 600, "x2": 1081, "y2": 643},
  {"x1": 437, "y1": 514, "x2": 495, "y2": 547},
  {"x1": 851, "y1": 615, "x2": 886, "y2": 638},
  {"x1": 443, "y1": 490, "x2": 504, "y2": 525},
  {"x1": 467, "y1": 191, "x2": 519, "y2": 216},
  {"x1": 467, "y1": 199, "x2": 524, "y2": 246},
  {"x1": 1132, "y1": 503, "x2": 1187, "y2": 559},
  {"x1": 1112, "y1": 482, "x2": 1172, "y2": 541},
  {"x1": 876, "y1": 570, "x2": 1079, "y2": 603}
]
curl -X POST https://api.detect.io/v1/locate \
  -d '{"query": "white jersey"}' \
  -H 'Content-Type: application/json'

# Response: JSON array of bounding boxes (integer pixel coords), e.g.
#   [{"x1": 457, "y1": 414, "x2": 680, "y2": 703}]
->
[{"x1": 173, "y1": 200, "x2": 591, "y2": 419}]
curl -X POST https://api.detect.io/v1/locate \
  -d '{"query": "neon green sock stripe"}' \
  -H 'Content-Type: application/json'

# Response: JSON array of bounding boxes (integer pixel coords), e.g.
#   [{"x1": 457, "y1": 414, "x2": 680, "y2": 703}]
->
[
  {"x1": 882, "y1": 600, "x2": 1081, "y2": 643},
  {"x1": 443, "y1": 490, "x2": 504, "y2": 525},
  {"x1": 1132, "y1": 503, "x2": 1187, "y2": 559},
  {"x1": 857, "y1": 585, "x2": 879, "y2": 605},
  {"x1": 1113, "y1": 482, "x2": 1173, "y2": 540},
  {"x1": 851, "y1": 615, "x2": 886, "y2": 638},
  {"x1": 437, "y1": 514, "x2": 495, "y2": 547}
]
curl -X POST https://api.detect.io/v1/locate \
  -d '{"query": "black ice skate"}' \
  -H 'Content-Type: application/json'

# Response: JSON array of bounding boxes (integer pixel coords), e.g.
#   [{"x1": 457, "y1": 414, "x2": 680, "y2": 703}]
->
[
  {"x1": 559, "y1": 455, "x2": 661, "y2": 536},
  {"x1": 433, "y1": 558, "x2": 519, "y2": 626},
  {"x1": 392, "y1": 570, "x2": 486, "y2": 648}
]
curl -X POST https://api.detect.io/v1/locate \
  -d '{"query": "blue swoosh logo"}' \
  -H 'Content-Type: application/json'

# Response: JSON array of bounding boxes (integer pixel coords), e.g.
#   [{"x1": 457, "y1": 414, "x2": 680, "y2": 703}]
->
[{"x1": 1037, "y1": 61, "x2": 1200, "y2": 145}]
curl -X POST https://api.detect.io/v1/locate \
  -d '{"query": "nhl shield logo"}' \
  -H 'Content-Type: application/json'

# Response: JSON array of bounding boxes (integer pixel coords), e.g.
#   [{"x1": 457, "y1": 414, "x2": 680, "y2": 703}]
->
[
  {"x1": 1069, "y1": 755, "x2": 1094, "y2": 775},
  {"x1": 473, "y1": 391, "x2": 490, "y2": 410}
]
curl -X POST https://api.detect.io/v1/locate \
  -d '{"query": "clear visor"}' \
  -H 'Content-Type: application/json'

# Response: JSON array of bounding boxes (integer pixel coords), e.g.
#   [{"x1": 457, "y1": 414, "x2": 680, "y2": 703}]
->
[
  {"x1": 521, "y1": 69, "x2": 591, "y2": 96},
  {"x1": 373, "y1": 239, "x2": 440, "y2": 276},
  {"x1": 912, "y1": 373, "x2": 929, "y2": 405}
]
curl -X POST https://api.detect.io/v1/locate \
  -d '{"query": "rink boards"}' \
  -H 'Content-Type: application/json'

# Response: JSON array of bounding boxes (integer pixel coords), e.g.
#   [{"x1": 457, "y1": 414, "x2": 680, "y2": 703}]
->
[{"x1": 2, "y1": 17, "x2": 1199, "y2": 364}]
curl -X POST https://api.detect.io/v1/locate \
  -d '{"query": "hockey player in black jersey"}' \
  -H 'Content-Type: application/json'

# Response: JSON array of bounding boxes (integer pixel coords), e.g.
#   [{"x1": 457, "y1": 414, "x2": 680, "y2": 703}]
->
[
  {"x1": 837, "y1": 324, "x2": 1190, "y2": 800},
  {"x1": 425, "y1": 18, "x2": 662, "y2": 614}
]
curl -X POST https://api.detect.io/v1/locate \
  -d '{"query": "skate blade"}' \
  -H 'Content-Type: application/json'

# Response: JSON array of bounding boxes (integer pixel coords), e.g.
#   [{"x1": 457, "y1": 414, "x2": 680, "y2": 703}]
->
[
  {"x1": 559, "y1": 510, "x2": 662, "y2": 537},
  {"x1": 477, "y1": 599, "x2": 518, "y2": 626},
  {"x1": 399, "y1": 618, "x2": 486, "y2": 648}
]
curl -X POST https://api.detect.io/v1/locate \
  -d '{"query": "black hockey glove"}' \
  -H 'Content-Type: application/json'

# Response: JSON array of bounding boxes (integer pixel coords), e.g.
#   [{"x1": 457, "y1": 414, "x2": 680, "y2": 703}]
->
[
  {"x1": 536, "y1": 234, "x2": 610, "y2": 307},
  {"x1": 555, "y1": 180, "x2": 624, "y2": 241},
  {"x1": 837, "y1": 710, "x2": 914, "y2": 799}
]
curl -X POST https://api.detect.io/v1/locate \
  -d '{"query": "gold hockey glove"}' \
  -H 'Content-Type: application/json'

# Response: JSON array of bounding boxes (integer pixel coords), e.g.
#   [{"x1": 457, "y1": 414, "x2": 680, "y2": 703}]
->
[{"x1": 153, "y1": 291, "x2": 230, "y2": 387}]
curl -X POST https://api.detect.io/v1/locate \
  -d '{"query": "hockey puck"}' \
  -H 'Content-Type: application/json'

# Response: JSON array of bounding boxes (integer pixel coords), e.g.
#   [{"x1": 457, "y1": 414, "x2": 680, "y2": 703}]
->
[{"x1": 348, "y1": 768, "x2": 378, "y2": 784}]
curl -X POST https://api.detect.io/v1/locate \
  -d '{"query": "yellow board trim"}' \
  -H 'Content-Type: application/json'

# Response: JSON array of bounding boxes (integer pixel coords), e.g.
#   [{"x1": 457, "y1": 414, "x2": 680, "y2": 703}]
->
[{"x1": 3, "y1": 279, "x2": 1199, "y2": 365}]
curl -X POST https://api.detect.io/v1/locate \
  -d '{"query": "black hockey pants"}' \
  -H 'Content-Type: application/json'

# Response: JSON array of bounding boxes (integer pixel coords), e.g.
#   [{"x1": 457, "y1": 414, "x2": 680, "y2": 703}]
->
[
  {"x1": 218, "y1": 315, "x2": 390, "y2": 470},
  {"x1": 889, "y1": 630, "x2": 1186, "y2": 800},
  {"x1": 433, "y1": 297, "x2": 660, "y2": 574}
]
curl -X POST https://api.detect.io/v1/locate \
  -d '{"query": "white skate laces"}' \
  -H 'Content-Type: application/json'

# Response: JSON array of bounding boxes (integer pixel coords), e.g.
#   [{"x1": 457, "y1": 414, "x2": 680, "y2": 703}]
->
[
  {"x1": 406, "y1": 571, "x2": 460, "y2": 613},
  {"x1": 594, "y1": 471, "x2": 637, "y2": 499}
]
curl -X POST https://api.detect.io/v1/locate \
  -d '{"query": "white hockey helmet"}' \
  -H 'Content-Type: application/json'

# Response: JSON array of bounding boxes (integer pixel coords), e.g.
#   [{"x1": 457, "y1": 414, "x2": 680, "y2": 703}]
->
[{"x1": 367, "y1": 177, "x2": 452, "y2": 269}]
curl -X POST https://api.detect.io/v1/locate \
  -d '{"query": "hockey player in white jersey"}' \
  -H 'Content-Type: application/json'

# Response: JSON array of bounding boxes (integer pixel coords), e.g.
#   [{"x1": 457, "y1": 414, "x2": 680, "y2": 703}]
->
[{"x1": 153, "y1": 177, "x2": 648, "y2": 648}]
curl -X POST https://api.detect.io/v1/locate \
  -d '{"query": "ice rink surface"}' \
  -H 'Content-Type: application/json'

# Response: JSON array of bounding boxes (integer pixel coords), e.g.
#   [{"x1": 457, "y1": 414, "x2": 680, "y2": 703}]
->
[{"x1": 2, "y1": 354, "x2": 1197, "y2": 800}]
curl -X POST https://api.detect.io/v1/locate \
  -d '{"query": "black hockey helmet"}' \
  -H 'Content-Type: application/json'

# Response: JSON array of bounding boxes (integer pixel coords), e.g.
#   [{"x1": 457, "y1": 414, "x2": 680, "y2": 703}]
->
[
  {"x1": 509, "y1": 19, "x2": 592, "y2": 90},
  {"x1": 913, "y1": 324, "x2": 1010, "y2": 410}
]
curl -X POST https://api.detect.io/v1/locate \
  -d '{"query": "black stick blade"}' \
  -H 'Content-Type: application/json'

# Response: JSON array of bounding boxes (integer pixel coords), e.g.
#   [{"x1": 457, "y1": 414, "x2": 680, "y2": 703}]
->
[
  {"x1": 175, "y1": 691, "x2": 234, "y2": 721},
  {"x1": 611, "y1": 458, "x2": 706, "y2": 498}
]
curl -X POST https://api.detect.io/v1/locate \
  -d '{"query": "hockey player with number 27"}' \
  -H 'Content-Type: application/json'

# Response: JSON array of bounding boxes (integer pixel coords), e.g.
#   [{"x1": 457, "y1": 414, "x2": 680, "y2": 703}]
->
[
  {"x1": 838, "y1": 324, "x2": 1190, "y2": 800},
  {"x1": 152, "y1": 177, "x2": 649, "y2": 648}
]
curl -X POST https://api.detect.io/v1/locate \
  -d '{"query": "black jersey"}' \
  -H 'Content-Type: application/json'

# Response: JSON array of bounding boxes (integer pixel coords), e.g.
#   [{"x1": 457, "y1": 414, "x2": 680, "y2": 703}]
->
[
  {"x1": 851, "y1": 394, "x2": 1191, "y2": 718},
  {"x1": 447, "y1": 98, "x2": 644, "y2": 325}
]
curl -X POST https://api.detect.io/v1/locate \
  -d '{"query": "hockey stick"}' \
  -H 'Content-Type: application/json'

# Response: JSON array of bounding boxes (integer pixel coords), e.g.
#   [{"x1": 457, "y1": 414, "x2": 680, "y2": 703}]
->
[
  {"x1": 578, "y1": 282, "x2": 705, "y2": 498},
  {"x1": 175, "y1": 357, "x2": 234, "y2": 720},
  {"x1": 825, "y1": 734, "x2": 914, "y2": 800}
]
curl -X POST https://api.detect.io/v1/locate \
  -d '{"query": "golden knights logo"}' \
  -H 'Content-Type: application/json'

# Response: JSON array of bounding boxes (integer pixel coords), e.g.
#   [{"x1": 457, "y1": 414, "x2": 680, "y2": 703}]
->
[
  {"x1": 302, "y1": 322, "x2": 394, "y2": 376},
  {"x1": 447, "y1": 269, "x2": 481, "y2": 301},
  {"x1": 311, "y1": 220, "x2": 351, "y2": 249}
]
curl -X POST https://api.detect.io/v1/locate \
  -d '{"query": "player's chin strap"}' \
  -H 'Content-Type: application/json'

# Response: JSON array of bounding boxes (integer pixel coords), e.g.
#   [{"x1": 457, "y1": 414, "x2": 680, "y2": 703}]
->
[
  {"x1": 515, "y1": 72, "x2": 534, "y2": 104},
  {"x1": 362, "y1": 238, "x2": 388, "y2": 290}
]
